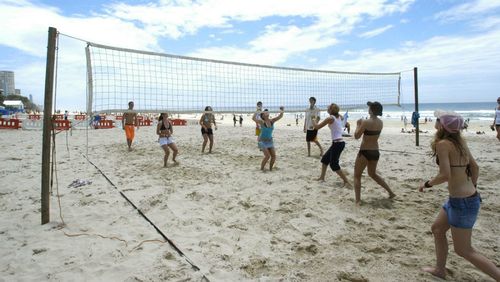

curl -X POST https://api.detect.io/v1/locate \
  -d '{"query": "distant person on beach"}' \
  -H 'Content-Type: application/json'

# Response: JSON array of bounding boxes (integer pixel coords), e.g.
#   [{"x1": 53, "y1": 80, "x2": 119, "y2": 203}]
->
[
  {"x1": 304, "y1": 97, "x2": 324, "y2": 157},
  {"x1": 157, "y1": 112, "x2": 178, "y2": 167},
  {"x1": 252, "y1": 107, "x2": 284, "y2": 171},
  {"x1": 239, "y1": 115, "x2": 243, "y2": 127},
  {"x1": 493, "y1": 97, "x2": 500, "y2": 141},
  {"x1": 419, "y1": 111, "x2": 500, "y2": 281},
  {"x1": 311, "y1": 103, "x2": 351, "y2": 187},
  {"x1": 233, "y1": 114, "x2": 237, "y2": 127},
  {"x1": 353, "y1": 101, "x2": 396, "y2": 205},
  {"x1": 252, "y1": 101, "x2": 263, "y2": 138},
  {"x1": 64, "y1": 110, "x2": 68, "y2": 120},
  {"x1": 200, "y1": 106, "x2": 217, "y2": 153},
  {"x1": 123, "y1": 101, "x2": 138, "y2": 151}
]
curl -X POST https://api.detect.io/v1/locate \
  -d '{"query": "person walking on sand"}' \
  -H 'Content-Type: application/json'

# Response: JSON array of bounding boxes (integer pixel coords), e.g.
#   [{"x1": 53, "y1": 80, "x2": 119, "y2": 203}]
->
[
  {"x1": 492, "y1": 96, "x2": 500, "y2": 141},
  {"x1": 353, "y1": 101, "x2": 396, "y2": 205},
  {"x1": 123, "y1": 101, "x2": 138, "y2": 151},
  {"x1": 252, "y1": 107, "x2": 284, "y2": 171},
  {"x1": 157, "y1": 112, "x2": 179, "y2": 167},
  {"x1": 419, "y1": 111, "x2": 500, "y2": 281},
  {"x1": 312, "y1": 103, "x2": 351, "y2": 187},
  {"x1": 239, "y1": 115, "x2": 243, "y2": 127},
  {"x1": 304, "y1": 97, "x2": 324, "y2": 157},
  {"x1": 233, "y1": 114, "x2": 237, "y2": 127},
  {"x1": 200, "y1": 106, "x2": 217, "y2": 153}
]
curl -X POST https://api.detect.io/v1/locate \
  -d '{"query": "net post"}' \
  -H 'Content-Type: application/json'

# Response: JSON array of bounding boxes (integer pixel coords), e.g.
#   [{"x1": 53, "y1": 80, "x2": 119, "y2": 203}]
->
[
  {"x1": 42, "y1": 27, "x2": 57, "y2": 225},
  {"x1": 414, "y1": 67, "x2": 419, "y2": 147}
]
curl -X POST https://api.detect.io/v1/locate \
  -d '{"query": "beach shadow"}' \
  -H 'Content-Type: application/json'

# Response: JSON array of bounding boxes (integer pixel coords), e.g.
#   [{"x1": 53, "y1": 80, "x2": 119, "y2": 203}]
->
[{"x1": 363, "y1": 198, "x2": 395, "y2": 209}]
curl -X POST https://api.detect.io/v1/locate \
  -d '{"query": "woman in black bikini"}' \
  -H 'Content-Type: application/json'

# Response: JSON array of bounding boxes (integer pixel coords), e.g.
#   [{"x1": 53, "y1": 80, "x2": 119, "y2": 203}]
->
[
  {"x1": 353, "y1": 101, "x2": 396, "y2": 205},
  {"x1": 199, "y1": 106, "x2": 217, "y2": 153},
  {"x1": 157, "y1": 112, "x2": 178, "y2": 167}
]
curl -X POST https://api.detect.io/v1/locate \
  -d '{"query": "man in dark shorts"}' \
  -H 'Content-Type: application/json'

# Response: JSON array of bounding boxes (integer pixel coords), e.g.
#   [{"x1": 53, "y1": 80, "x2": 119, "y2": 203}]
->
[{"x1": 304, "y1": 97, "x2": 324, "y2": 157}]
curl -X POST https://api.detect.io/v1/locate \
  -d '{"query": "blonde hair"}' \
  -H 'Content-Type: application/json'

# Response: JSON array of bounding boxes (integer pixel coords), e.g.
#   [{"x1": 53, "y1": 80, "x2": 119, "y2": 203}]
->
[
  {"x1": 431, "y1": 124, "x2": 468, "y2": 161},
  {"x1": 328, "y1": 103, "x2": 340, "y2": 118}
]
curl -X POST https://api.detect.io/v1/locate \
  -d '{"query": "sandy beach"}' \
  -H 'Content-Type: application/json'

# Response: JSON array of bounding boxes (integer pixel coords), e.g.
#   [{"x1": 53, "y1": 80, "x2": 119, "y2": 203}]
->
[{"x1": 0, "y1": 116, "x2": 498, "y2": 281}]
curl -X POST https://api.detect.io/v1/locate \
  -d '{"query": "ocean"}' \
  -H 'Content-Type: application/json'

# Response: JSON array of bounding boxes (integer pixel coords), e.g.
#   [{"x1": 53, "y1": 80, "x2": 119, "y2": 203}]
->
[{"x1": 336, "y1": 102, "x2": 497, "y2": 121}]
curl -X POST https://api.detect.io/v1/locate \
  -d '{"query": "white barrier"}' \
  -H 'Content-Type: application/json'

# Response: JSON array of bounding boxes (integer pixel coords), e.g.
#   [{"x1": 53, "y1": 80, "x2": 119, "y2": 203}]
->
[{"x1": 21, "y1": 120, "x2": 43, "y2": 130}]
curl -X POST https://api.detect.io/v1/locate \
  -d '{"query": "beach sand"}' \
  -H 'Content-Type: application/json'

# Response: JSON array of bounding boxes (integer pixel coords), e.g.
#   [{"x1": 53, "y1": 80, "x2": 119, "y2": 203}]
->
[{"x1": 0, "y1": 116, "x2": 498, "y2": 281}]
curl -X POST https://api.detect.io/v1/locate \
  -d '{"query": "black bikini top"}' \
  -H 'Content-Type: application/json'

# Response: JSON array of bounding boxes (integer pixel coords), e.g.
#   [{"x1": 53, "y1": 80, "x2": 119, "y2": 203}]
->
[
  {"x1": 364, "y1": 129, "x2": 381, "y2": 136},
  {"x1": 436, "y1": 156, "x2": 472, "y2": 177},
  {"x1": 160, "y1": 120, "x2": 172, "y2": 131}
]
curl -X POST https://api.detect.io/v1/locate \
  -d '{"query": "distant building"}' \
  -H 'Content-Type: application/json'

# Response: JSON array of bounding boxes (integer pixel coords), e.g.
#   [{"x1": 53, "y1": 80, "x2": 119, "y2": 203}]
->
[
  {"x1": 0, "y1": 71, "x2": 15, "y2": 96},
  {"x1": 15, "y1": 89, "x2": 21, "y2": 95},
  {"x1": 3, "y1": 100, "x2": 24, "y2": 111}
]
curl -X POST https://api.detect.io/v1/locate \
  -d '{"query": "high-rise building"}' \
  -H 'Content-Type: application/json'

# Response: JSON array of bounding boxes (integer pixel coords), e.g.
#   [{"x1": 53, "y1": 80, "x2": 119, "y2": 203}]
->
[{"x1": 0, "y1": 71, "x2": 15, "y2": 96}]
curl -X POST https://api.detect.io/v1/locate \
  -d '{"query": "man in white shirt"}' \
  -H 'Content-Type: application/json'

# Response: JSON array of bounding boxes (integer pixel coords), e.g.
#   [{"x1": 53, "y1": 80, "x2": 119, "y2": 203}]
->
[{"x1": 304, "y1": 97, "x2": 324, "y2": 156}]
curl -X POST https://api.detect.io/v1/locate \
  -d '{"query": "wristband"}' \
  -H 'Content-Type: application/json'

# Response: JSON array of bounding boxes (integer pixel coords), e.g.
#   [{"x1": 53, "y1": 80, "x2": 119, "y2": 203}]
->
[{"x1": 424, "y1": 180, "x2": 433, "y2": 188}]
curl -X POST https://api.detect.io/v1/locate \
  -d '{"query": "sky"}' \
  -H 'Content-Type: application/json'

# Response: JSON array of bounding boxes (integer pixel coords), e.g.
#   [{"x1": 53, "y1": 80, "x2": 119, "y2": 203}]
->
[{"x1": 0, "y1": 0, "x2": 499, "y2": 111}]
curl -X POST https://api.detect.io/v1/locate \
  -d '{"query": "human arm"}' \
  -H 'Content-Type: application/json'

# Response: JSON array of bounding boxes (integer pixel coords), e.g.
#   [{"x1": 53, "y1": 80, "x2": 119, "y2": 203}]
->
[
  {"x1": 419, "y1": 141, "x2": 451, "y2": 192},
  {"x1": 467, "y1": 149, "x2": 479, "y2": 187},
  {"x1": 354, "y1": 119, "x2": 364, "y2": 139},
  {"x1": 199, "y1": 114, "x2": 206, "y2": 128},
  {"x1": 271, "y1": 107, "x2": 284, "y2": 123},
  {"x1": 312, "y1": 116, "x2": 331, "y2": 130}
]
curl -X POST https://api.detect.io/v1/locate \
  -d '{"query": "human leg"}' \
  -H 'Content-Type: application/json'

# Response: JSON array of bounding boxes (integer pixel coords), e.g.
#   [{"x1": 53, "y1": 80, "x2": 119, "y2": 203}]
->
[
  {"x1": 161, "y1": 144, "x2": 170, "y2": 167},
  {"x1": 269, "y1": 148, "x2": 276, "y2": 170},
  {"x1": 314, "y1": 140, "x2": 324, "y2": 156},
  {"x1": 261, "y1": 149, "x2": 270, "y2": 171},
  {"x1": 307, "y1": 141, "x2": 311, "y2": 156},
  {"x1": 201, "y1": 134, "x2": 208, "y2": 153},
  {"x1": 208, "y1": 134, "x2": 214, "y2": 153},
  {"x1": 329, "y1": 142, "x2": 351, "y2": 186},
  {"x1": 451, "y1": 227, "x2": 500, "y2": 280},
  {"x1": 367, "y1": 161, "x2": 396, "y2": 198},
  {"x1": 422, "y1": 208, "x2": 450, "y2": 279},
  {"x1": 168, "y1": 143, "x2": 178, "y2": 163},
  {"x1": 353, "y1": 154, "x2": 367, "y2": 204}
]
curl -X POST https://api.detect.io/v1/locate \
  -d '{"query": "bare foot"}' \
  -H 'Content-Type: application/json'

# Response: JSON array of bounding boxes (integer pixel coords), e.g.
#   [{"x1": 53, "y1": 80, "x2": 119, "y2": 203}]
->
[
  {"x1": 422, "y1": 266, "x2": 446, "y2": 279},
  {"x1": 342, "y1": 182, "x2": 353, "y2": 189},
  {"x1": 355, "y1": 200, "x2": 361, "y2": 206},
  {"x1": 172, "y1": 161, "x2": 179, "y2": 166},
  {"x1": 316, "y1": 177, "x2": 325, "y2": 182},
  {"x1": 389, "y1": 192, "x2": 396, "y2": 199}
]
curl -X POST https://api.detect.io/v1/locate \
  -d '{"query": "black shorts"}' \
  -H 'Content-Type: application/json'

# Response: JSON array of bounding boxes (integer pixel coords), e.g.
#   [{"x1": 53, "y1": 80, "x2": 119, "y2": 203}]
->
[
  {"x1": 358, "y1": 150, "x2": 380, "y2": 161},
  {"x1": 201, "y1": 127, "x2": 213, "y2": 135},
  {"x1": 306, "y1": 130, "x2": 318, "y2": 142}
]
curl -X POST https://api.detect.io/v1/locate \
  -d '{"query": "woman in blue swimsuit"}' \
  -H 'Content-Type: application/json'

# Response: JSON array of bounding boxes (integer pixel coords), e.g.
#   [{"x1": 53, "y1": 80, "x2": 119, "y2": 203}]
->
[
  {"x1": 252, "y1": 107, "x2": 284, "y2": 171},
  {"x1": 419, "y1": 112, "x2": 499, "y2": 281}
]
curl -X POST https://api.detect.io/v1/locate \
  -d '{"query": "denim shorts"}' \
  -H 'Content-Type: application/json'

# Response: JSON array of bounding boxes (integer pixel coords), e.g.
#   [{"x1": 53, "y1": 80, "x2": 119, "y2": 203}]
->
[{"x1": 442, "y1": 192, "x2": 481, "y2": 229}]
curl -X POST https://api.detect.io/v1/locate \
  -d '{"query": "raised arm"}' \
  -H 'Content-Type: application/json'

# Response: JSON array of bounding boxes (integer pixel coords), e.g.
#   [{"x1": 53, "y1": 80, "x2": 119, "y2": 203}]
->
[
  {"x1": 354, "y1": 119, "x2": 364, "y2": 139},
  {"x1": 467, "y1": 147, "x2": 479, "y2": 187},
  {"x1": 312, "y1": 116, "x2": 332, "y2": 130},
  {"x1": 271, "y1": 107, "x2": 284, "y2": 123}
]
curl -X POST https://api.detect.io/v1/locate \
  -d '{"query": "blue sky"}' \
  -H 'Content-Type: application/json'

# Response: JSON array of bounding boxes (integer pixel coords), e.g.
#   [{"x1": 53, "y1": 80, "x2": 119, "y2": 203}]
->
[{"x1": 1, "y1": 0, "x2": 499, "y2": 111}]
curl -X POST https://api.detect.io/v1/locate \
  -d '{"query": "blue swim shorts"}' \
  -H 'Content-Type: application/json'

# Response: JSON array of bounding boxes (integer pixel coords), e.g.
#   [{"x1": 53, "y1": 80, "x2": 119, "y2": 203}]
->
[{"x1": 442, "y1": 192, "x2": 481, "y2": 229}]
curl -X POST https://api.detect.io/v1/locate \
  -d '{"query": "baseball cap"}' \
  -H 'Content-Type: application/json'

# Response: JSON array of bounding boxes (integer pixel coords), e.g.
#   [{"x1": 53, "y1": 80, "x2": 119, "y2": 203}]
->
[
  {"x1": 367, "y1": 101, "x2": 383, "y2": 116},
  {"x1": 434, "y1": 110, "x2": 464, "y2": 133}
]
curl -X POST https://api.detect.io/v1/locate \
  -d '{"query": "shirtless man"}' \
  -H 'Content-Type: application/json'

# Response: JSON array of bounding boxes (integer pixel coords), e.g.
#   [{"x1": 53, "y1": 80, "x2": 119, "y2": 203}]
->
[{"x1": 123, "y1": 101, "x2": 138, "y2": 151}]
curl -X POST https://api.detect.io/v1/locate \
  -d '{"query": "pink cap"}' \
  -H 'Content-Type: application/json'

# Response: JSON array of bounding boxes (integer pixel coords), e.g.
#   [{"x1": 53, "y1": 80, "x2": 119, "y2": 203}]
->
[{"x1": 434, "y1": 111, "x2": 464, "y2": 133}]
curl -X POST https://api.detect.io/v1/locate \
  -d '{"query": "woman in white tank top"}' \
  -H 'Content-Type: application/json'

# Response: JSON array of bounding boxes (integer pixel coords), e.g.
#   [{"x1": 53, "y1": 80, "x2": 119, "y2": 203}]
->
[
  {"x1": 493, "y1": 97, "x2": 500, "y2": 141},
  {"x1": 312, "y1": 103, "x2": 351, "y2": 187}
]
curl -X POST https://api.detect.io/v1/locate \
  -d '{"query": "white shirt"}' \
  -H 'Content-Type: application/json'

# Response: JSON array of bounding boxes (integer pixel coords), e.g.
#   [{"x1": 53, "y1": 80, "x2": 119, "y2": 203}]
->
[
  {"x1": 305, "y1": 106, "x2": 320, "y2": 130},
  {"x1": 328, "y1": 115, "x2": 343, "y2": 141}
]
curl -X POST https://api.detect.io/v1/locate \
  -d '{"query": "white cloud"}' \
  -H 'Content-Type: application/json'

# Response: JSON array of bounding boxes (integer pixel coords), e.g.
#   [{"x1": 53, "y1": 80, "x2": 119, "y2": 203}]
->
[
  {"x1": 320, "y1": 29, "x2": 500, "y2": 102},
  {"x1": 358, "y1": 25, "x2": 393, "y2": 38},
  {"x1": 434, "y1": 0, "x2": 500, "y2": 22}
]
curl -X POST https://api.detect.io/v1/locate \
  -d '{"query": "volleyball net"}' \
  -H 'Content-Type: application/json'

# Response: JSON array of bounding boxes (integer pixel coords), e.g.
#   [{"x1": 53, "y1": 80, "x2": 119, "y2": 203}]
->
[{"x1": 86, "y1": 42, "x2": 402, "y2": 114}]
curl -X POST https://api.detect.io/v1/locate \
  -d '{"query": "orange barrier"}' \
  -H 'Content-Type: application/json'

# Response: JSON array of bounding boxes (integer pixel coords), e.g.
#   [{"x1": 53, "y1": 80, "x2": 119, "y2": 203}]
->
[
  {"x1": 0, "y1": 119, "x2": 21, "y2": 129},
  {"x1": 115, "y1": 115, "x2": 123, "y2": 120},
  {"x1": 74, "y1": 114, "x2": 86, "y2": 120},
  {"x1": 53, "y1": 120, "x2": 71, "y2": 130},
  {"x1": 137, "y1": 116, "x2": 144, "y2": 121},
  {"x1": 95, "y1": 120, "x2": 114, "y2": 129},
  {"x1": 138, "y1": 119, "x2": 152, "y2": 126},
  {"x1": 171, "y1": 119, "x2": 187, "y2": 126},
  {"x1": 29, "y1": 114, "x2": 41, "y2": 120},
  {"x1": 53, "y1": 114, "x2": 64, "y2": 120}
]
